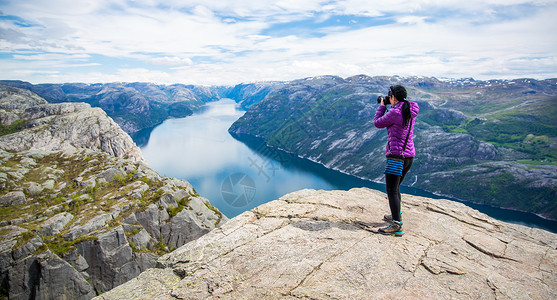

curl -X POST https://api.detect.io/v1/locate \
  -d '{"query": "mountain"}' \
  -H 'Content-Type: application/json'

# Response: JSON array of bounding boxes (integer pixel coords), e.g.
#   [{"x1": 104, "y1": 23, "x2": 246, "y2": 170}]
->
[
  {"x1": 95, "y1": 188, "x2": 557, "y2": 299},
  {"x1": 0, "y1": 85, "x2": 227, "y2": 299},
  {"x1": 229, "y1": 75, "x2": 557, "y2": 220},
  {"x1": 224, "y1": 81, "x2": 284, "y2": 109},
  {"x1": 0, "y1": 81, "x2": 226, "y2": 134}
]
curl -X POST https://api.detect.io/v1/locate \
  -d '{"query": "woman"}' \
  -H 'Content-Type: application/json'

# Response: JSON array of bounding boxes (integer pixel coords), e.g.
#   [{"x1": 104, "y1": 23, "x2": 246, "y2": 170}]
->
[{"x1": 374, "y1": 85, "x2": 419, "y2": 236}]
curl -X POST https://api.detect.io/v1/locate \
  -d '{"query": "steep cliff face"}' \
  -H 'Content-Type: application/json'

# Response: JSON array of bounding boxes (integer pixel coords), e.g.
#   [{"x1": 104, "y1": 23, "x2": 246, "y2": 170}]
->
[
  {"x1": 0, "y1": 86, "x2": 227, "y2": 299},
  {"x1": 229, "y1": 75, "x2": 557, "y2": 219},
  {"x1": 97, "y1": 188, "x2": 557, "y2": 299}
]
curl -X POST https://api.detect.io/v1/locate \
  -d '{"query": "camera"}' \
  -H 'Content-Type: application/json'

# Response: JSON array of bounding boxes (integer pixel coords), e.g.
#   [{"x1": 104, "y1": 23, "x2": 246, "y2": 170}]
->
[
  {"x1": 377, "y1": 95, "x2": 390, "y2": 104},
  {"x1": 377, "y1": 90, "x2": 393, "y2": 104}
]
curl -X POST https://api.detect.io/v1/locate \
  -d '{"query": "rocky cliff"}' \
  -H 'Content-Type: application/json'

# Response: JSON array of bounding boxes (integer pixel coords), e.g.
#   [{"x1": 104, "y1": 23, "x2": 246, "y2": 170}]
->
[
  {"x1": 0, "y1": 86, "x2": 227, "y2": 299},
  {"x1": 0, "y1": 85, "x2": 144, "y2": 162},
  {"x1": 97, "y1": 188, "x2": 557, "y2": 299}
]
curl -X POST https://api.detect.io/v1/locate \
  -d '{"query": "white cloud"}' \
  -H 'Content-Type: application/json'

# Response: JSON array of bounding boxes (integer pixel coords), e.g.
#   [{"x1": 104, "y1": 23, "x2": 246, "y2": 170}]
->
[
  {"x1": 1, "y1": 0, "x2": 556, "y2": 84},
  {"x1": 150, "y1": 56, "x2": 194, "y2": 66},
  {"x1": 12, "y1": 53, "x2": 90, "y2": 61},
  {"x1": 396, "y1": 16, "x2": 427, "y2": 25}
]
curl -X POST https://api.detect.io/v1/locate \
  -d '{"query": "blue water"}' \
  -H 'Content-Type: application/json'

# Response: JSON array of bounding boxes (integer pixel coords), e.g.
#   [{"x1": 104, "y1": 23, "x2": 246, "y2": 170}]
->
[{"x1": 135, "y1": 99, "x2": 557, "y2": 233}]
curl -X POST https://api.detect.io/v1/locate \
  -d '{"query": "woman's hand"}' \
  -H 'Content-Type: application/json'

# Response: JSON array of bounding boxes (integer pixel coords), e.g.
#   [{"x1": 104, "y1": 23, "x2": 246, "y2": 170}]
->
[{"x1": 380, "y1": 97, "x2": 386, "y2": 106}]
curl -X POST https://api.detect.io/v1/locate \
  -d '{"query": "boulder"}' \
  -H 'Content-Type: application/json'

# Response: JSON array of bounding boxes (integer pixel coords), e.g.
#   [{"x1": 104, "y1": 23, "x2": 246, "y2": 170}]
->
[
  {"x1": 40, "y1": 212, "x2": 74, "y2": 236},
  {"x1": 77, "y1": 226, "x2": 137, "y2": 292},
  {"x1": 25, "y1": 182, "x2": 44, "y2": 195},
  {"x1": 129, "y1": 229, "x2": 155, "y2": 250},
  {"x1": 157, "y1": 193, "x2": 177, "y2": 209},
  {"x1": 98, "y1": 168, "x2": 127, "y2": 183},
  {"x1": 0, "y1": 191, "x2": 26, "y2": 206},
  {"x1": 63, "y1": 214, "x2": 111, "y2": 240}
]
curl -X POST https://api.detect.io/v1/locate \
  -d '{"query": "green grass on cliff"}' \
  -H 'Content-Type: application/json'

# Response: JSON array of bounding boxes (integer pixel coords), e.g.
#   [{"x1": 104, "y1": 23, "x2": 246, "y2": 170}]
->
[
  {"x1": 0, "y1": 150, "x2": 171, "y2": 256},
  {"x1": 425, "y1": 97, "x2": 557, "y2": 162},
  {"x1": 0, "y1": 119, "x2": 28, "y2": 137}
]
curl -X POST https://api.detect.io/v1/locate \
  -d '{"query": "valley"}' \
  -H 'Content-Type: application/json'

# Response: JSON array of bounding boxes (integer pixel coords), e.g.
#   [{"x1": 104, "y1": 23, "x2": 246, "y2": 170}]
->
[{"x1": 3, "y1": 75, "x2": 556, "y2": 220}]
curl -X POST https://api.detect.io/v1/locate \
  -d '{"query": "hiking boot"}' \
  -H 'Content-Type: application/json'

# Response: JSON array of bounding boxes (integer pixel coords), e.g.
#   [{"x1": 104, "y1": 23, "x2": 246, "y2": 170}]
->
[
  {"x1": 378, "y1": 220, "x2": 403, "y2": 236},
  {"x1": 383, "y1": 213, "x2": 403, "y2": 225}
]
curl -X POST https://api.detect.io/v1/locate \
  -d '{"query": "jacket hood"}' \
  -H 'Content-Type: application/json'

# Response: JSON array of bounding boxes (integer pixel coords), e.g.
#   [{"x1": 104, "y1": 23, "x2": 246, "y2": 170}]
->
[{"x1": 409, "y1": 101, "x2": 419, "y2": 118}]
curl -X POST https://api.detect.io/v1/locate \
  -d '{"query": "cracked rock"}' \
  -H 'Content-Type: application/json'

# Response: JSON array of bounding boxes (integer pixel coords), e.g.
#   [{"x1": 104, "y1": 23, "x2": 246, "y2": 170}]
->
[{"x1": 97, "y1": 188, "x2": 557, "y2": 300}]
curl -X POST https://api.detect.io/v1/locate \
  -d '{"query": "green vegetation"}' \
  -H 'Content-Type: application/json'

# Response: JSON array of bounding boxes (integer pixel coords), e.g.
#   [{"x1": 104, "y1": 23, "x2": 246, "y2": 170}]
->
[
  {"x1": 13, "y1": 231, "x2": 36, "y2": 250},
  {"x1": 125, "y1": 227, "x2": 142, "y2": 238},
  {"x1": 0, "y1": 119, "x2": 28, "y2": 136},
  {"x1": 253, "y1": 88, "x2": 362, "y2": 152},
  {"x1": 419, "y1": 97, "x2": 557, "y2": 162},
  {"x1": 0, "y1": 286, "x2": 7, "y2": 300},
  {"x1": 128, "y1": 240, "x2": 138, "y2": 252},
  {"x1": 0, "y1": 147, "x2": 215, "y2": 258},
  {"x1": 420, "y1": 168, "x2": 557, "y2": 218},
  {"x1": 167, "y1": 204, "x2": 185, "y2": 218},
  {"x1": 166, "y1": 196, "x2": 193, "y2": 217},
  {"x1": 44, "y1": 235, "x2": 98, "y2": 256},
  {"x1": 517, "y1": 159, "x2": 557, "y2": 166},
  {"x1": 153, "y1": 238, "x2": 170, "y2": 255},
  {"x1": 204, "y1": 202, "x2": 224, "y2": 226}
]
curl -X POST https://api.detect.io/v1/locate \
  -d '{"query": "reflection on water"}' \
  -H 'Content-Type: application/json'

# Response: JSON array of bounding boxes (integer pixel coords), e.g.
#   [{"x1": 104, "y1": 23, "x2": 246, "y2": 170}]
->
[
  {"x1": 137, "y1": 99, "x2": 557, "y2": 233},
  {"x1": 130, "y1": 126, "x2": 156, "y2": 148}
]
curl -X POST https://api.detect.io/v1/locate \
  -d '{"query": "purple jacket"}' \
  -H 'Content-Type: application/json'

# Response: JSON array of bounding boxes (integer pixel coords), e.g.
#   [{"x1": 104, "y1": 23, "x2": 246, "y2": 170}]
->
[{"x1": 374, "y1": 101, "x2": 419, "y2": 157}]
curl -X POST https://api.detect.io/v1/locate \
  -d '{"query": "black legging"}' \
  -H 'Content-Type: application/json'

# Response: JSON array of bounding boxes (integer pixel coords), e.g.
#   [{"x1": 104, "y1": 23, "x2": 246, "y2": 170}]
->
[{"x1": 385, "y1": 157, "x2": 413, "y2": 222}]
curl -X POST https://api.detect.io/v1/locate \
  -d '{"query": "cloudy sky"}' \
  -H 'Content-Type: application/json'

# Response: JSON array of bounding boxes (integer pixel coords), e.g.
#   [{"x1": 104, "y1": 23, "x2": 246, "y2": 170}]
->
[{"x1": 1, "y1": 0, "x2": 556, "y2": 85}]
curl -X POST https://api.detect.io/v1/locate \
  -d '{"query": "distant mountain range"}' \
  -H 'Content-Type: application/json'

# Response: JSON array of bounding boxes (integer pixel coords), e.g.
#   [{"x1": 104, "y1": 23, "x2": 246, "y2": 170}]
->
[{"x1": 3, "y1": 76, "x2": 556, "y2": 219}]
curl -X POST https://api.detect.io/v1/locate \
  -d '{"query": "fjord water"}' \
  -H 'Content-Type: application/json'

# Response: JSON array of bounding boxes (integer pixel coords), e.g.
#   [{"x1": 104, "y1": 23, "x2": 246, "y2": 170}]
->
[{"x1": 136, "y1": 99, "x2": 557, "y2": 233}]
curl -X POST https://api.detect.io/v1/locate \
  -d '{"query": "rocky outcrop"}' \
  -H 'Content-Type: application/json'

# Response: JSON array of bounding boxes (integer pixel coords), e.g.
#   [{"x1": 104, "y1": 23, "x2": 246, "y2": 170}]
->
[
  {"x1": 0, "y1": 85, "x2": 145, "y2": 162},
  {"x1": 97, "y1": 188, "x2": 557, "y2": 299},
  {"x1": 0, "y1": 147, "x2": 227, "y2": 299},
  {"x1": 0, "y1": 86, "x2": 227, "y2": 299}
]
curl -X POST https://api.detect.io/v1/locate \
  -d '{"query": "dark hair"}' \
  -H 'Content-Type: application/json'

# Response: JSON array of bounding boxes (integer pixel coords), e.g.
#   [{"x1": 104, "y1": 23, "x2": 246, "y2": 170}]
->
[{"x1": 390, "y1": 85, "x2": 411, "y2": 127}]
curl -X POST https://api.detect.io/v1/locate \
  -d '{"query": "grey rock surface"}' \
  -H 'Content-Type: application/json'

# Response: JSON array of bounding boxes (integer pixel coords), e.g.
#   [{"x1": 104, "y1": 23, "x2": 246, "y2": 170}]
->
[
  {"x1": 98, "y1": 188, "x2": 557, "y2": 300},
  {"x1": 0, "y1": 146, "x2": 227, "y2": 299},
  {"x1": 0, "y1": 85, "x2": 145, "y2": 162},
  {"x1": 36, "y1": 251, "x2": 97, "y2": 300},
  {"x1": 0, "y1": 191, "x2": 26, "y2": 206},
  {"x1": 39, "y1": 212, "x2": 74, "y2": 236}
]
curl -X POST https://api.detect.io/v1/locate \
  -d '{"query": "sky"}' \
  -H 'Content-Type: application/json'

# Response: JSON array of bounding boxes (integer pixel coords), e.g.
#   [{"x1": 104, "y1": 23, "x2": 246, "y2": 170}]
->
[{"x1": 1, "y1": 0, "x2": 556, "y2": 85}]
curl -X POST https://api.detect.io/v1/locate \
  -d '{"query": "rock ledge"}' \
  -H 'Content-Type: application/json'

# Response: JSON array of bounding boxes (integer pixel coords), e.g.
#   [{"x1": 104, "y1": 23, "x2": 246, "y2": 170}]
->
[{"x1": 97, "y1": 188, "x2": 557, "y2": 299}]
